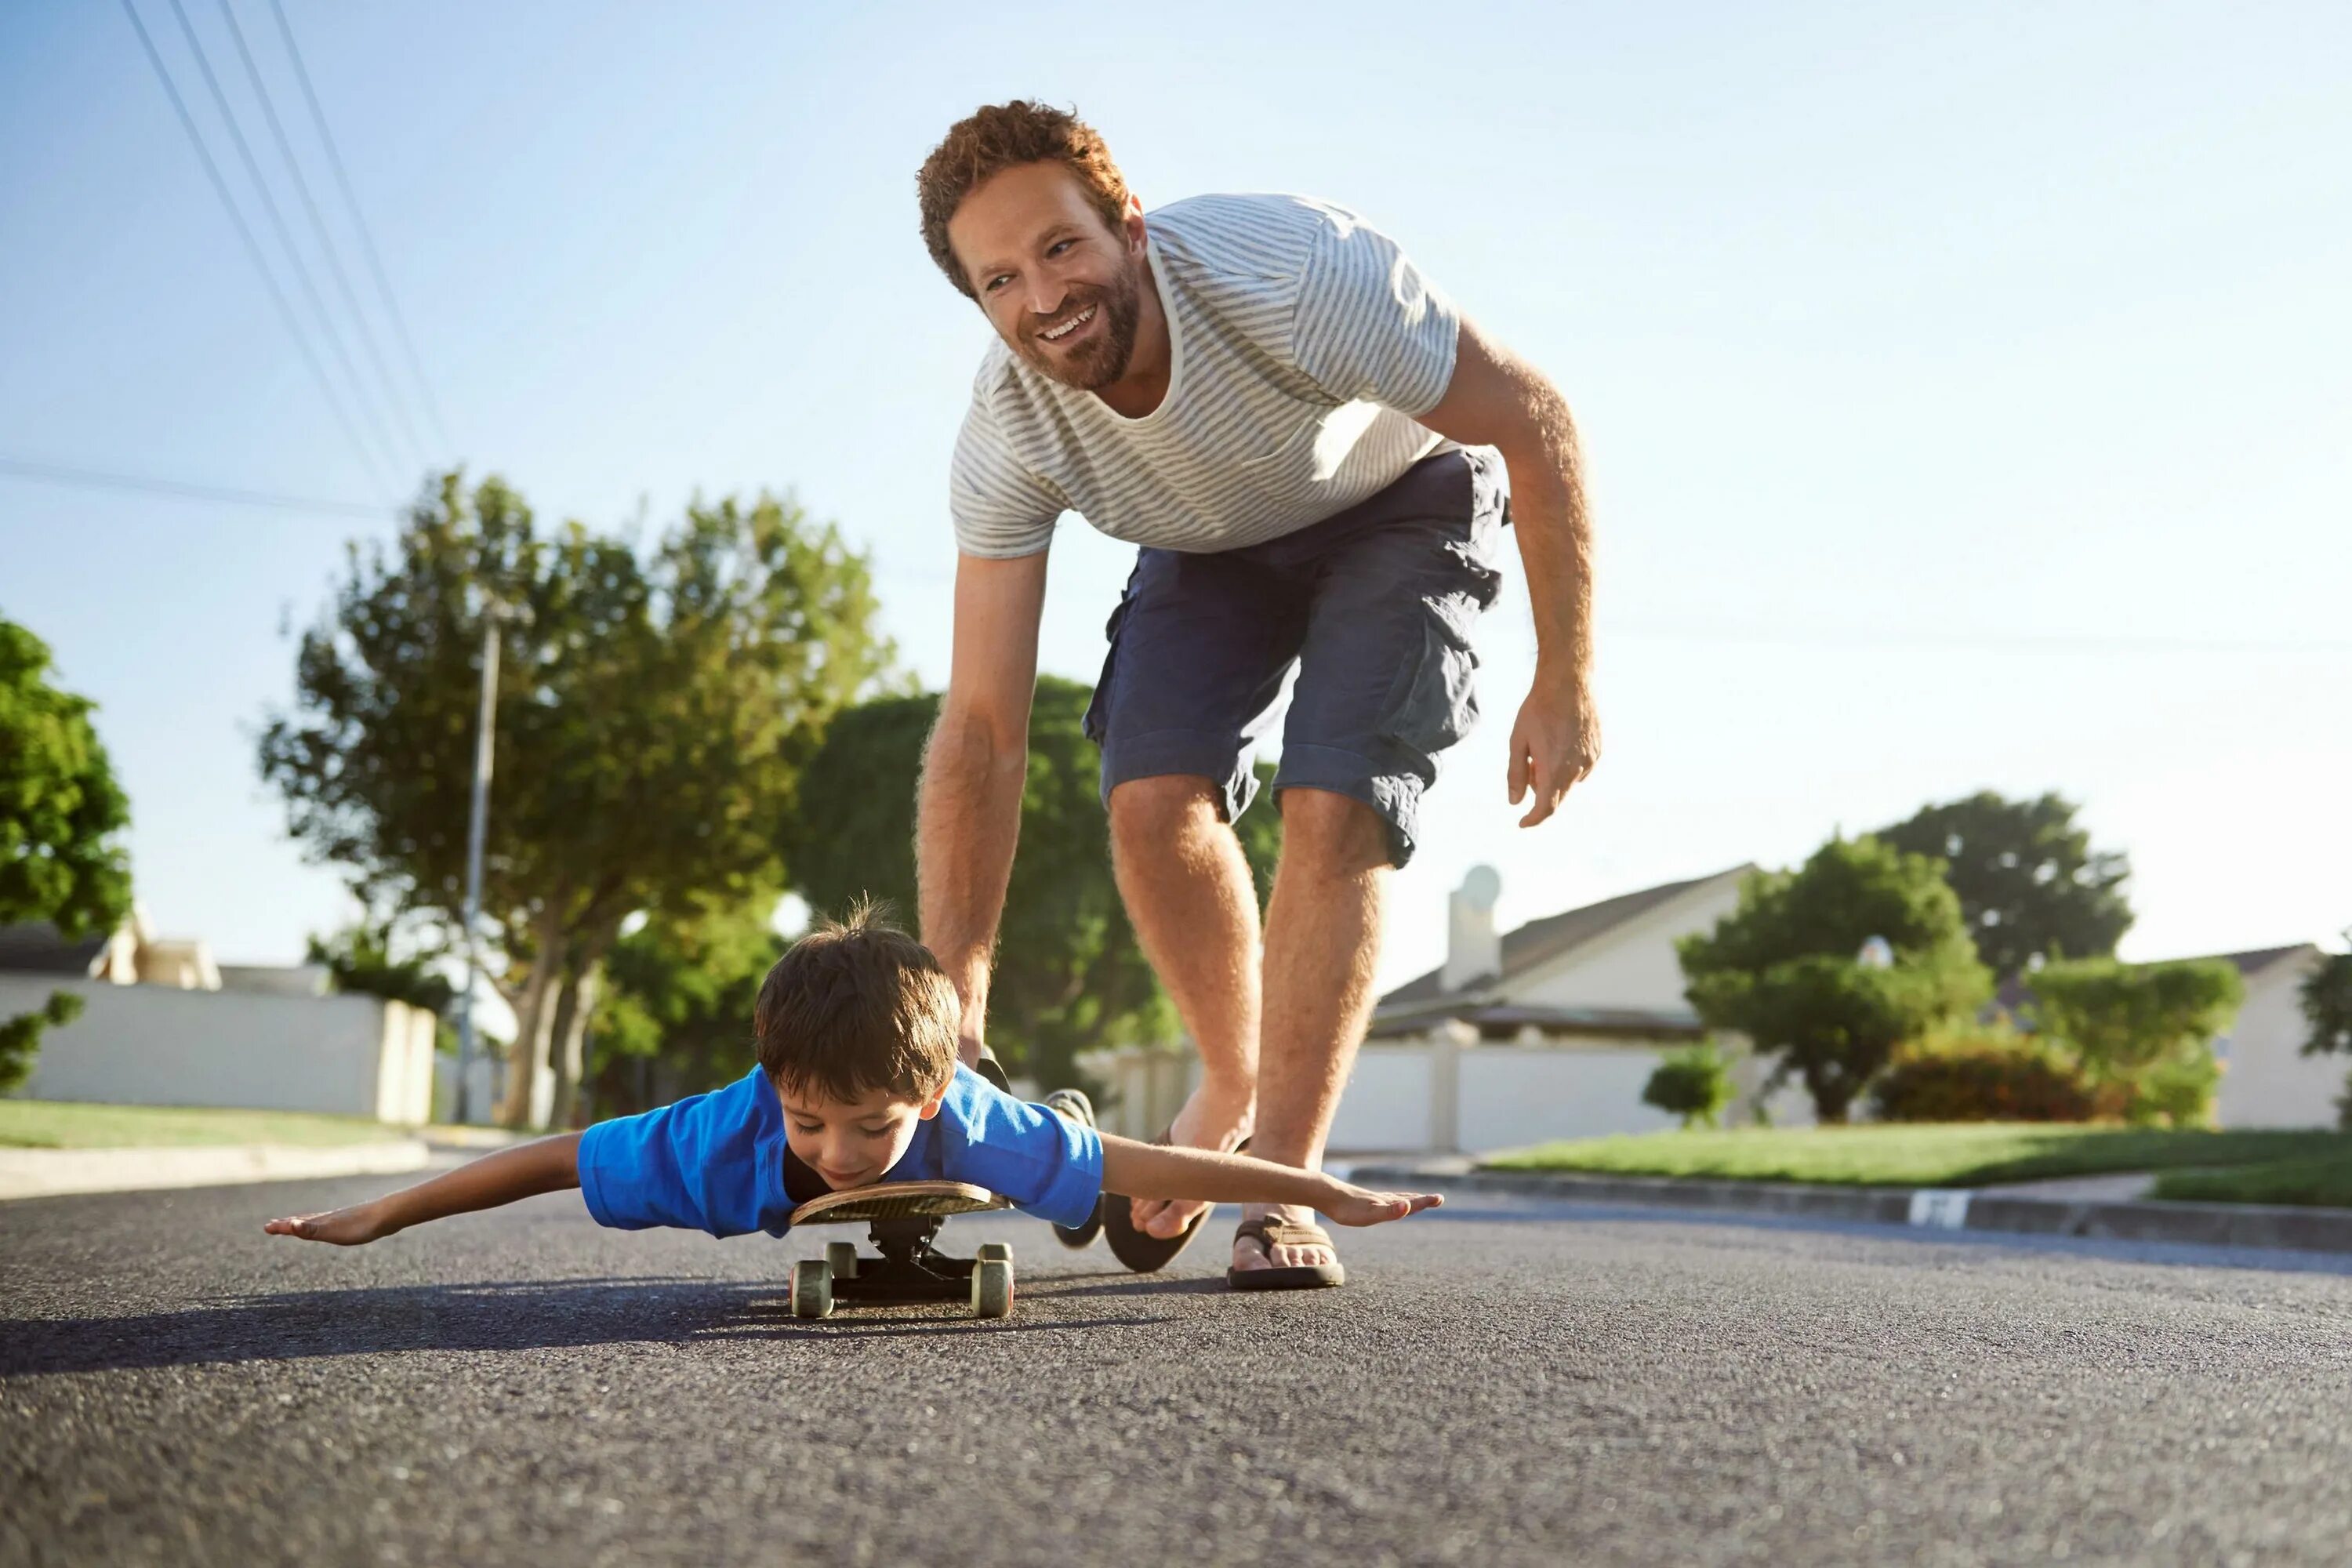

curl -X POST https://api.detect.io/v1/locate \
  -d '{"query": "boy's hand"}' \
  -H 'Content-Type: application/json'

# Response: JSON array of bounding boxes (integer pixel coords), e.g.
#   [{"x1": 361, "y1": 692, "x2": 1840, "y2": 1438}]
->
[
  {"x1": 1317, "y1": 1183, "x2": 1444, "y2": 1229},
  {"x1": 263, "y1": 1201, "x2": 392, "y2": 1246}
]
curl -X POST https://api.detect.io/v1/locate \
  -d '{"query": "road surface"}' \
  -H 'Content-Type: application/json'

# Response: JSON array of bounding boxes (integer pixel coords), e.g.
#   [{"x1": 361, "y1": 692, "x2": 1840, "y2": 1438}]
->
[{"x1": 5, "y1": 1172, "x2": 2350, "y2": 1566}]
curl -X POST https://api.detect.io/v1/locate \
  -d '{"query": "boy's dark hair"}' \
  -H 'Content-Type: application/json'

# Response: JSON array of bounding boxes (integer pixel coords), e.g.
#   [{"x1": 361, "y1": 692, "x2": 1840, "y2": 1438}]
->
[
  {"x1": 753, "y1": 902, "x2": 960, "y2": 1103},
  {"x1": 916, "y1": 100, "x2": 1132, "y2": 299}
]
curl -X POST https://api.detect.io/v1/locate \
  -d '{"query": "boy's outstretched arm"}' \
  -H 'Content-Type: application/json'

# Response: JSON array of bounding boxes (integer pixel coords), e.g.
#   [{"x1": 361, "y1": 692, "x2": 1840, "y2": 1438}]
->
[
  {"x1": 264, "y1": 1133, "x2": 583, "y2": 1246},
  {"x1": 1096, "y1": 1135, "x2": 1442, "y2": 1228}
]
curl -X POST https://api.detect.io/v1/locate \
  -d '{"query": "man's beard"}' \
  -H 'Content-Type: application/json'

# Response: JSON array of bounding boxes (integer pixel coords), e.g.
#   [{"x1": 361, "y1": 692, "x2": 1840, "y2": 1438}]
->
[{"x1": 1016, "y1": 272, "x2": 1142, "y2": 391}]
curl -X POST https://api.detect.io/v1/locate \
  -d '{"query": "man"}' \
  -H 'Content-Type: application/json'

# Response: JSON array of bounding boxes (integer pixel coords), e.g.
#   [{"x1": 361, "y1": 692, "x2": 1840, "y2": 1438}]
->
[{"x1": 913, "y1": 101, "x2": 1597, "y2": 1290}]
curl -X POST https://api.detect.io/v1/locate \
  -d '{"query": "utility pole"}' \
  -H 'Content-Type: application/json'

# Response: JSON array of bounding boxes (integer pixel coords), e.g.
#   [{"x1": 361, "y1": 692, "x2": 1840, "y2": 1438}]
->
[{"x1": 452, "y1": 612, "x2": 501, "y2": 1123}]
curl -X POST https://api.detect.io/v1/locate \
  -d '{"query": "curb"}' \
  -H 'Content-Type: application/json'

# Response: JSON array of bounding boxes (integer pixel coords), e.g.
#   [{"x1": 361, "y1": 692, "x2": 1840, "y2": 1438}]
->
[
  {"x1": 1353, "y1": 1164, "x2": 2352, "y2": 1258},
  {"x1": 0, "y1": 1139, "x2": 434, "y2": 1202}
]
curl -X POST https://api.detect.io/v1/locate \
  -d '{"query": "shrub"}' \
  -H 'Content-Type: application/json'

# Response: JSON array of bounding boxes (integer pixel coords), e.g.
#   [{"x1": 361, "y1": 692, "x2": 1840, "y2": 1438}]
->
[
  {"x1": 1642, "y1": 1041, "x2": 1737, "y2": 1129},
  {"x1": 1867, "y1": 1029, "x2": 2097, "y2": 1123},
  {"x1": 2337, "y1": 1069, "x2": 2352, "y2": 1133},
  {"x1": 2128, "y1": 1048, "x2": 2221, "y2": 1128}
]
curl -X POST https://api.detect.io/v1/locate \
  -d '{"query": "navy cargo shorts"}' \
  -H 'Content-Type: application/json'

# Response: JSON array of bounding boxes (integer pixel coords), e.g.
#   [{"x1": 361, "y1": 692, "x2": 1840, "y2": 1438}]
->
[{"x1": 1082, "y1": 446, "x2": 1508, "y2": 867}]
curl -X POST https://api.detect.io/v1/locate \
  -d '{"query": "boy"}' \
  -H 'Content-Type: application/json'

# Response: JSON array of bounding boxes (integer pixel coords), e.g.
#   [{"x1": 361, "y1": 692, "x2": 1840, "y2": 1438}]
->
[{"x1": 267, "y1": 908, "x2": 1439, "y2": 1284}]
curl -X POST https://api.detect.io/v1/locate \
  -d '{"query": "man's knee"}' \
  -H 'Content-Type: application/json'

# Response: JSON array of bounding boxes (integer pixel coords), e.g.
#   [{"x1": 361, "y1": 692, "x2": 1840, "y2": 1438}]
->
[
  {"x1": 1276, "y1": 787, "x2": 1390, "y2": 874},
  {"x1": 1108, "y1": 775, "x2": 1225, "y2": 858}
]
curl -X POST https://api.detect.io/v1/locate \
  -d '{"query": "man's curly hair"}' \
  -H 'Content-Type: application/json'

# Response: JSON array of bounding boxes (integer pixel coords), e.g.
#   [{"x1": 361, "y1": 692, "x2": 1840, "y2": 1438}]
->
[
  {"x1": 916, "y1": 100, "x2": 1132, "y2": 299},
  {"x1": 753, "y1": 901, "x2": 960, "y2": 1104}
]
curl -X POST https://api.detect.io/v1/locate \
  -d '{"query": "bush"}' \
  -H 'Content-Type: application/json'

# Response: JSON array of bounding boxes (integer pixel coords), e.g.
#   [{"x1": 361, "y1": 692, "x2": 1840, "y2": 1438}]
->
[
  {"x1": 2129, "y1": 1048, "x2": 2221, "y2": 1128},
  {"x1": 1642, "y1": 1041, "x2": 1737, "y2": 1129},
  {"x1": 2336, "y1": 1069, "x2": 2352, "y2": 1133},
  {"x1": 0, "y1": 989, "x2": 83, "y2": 1094},
  {"x1": 1867, "y1": 1029, "x2": 2097, "y2": 1123}
]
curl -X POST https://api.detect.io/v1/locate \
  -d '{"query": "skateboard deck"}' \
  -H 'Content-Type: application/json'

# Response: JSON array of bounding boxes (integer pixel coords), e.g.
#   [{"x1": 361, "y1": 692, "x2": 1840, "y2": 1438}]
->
[
  {"x1": 788, "y1": 1180, "x2": 1010, "y2": 1228},
  {"x1": 787, "y1": 1180, "x2": 1016, "y2": 1320}
]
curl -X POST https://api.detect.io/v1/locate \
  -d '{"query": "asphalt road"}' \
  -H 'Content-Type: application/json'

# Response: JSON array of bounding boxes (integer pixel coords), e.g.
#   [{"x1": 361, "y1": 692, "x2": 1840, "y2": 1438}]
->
[{"x1": 5, "y1": 1173, "x2": 2350, "y2": 1567}]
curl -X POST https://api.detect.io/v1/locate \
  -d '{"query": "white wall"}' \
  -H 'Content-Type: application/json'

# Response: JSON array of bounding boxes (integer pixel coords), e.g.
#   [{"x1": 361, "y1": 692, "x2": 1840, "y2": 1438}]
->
[
  {"x1": 1511, "y1": 877, "x2": 1743, "y2": 1015},
  {"x1": 2216, "y1": 953, "x2": 2345, "y2": 1129},
  {"x1": 2, "y1": 976, "x2": 433, "y2": 1123},
  {"x1": 1456, "y1": 1045, "x2": 1679, "y2": 1149},
  {"x1": 1326, "y1": 1047, "x2": 1440, "y2": 1151}
]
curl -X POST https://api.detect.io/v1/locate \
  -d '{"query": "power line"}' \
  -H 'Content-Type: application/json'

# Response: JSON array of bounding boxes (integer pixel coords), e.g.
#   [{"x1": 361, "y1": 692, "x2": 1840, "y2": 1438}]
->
[
  {"x1": 0, "y1": 456, "x2": 394, "y2": 520},
  {"x1": 213, "y1": 0, "x2": 435, "y2": 470},
  {"x1": 267, "y1": 0, "x2": 456, "y2": 456},
  {"x1": 116, "y1": 0, "x2": 394, "y2": 499},
  {"x1": 158, "y1": 0, "x2": 415, "y2": 481}
]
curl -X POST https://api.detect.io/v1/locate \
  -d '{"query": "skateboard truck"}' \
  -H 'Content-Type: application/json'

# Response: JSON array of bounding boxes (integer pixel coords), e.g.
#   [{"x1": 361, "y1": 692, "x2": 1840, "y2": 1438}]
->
[{"x1": 786, "y1": 1181, "x2": 1014, "y2": 1319}]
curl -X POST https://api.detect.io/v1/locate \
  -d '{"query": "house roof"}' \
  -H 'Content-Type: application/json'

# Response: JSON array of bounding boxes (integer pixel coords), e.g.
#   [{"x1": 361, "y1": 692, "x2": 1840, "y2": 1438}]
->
[
  {"x1": 0, "y1": 922, "x2": 107, "y2": 977},
  {"x1": 1378, "y1": 866, "x2": 1751, "y2": 1014},
  {"x1": 1994, "y1": 943, "x2": 2321, "y2": 1014}
]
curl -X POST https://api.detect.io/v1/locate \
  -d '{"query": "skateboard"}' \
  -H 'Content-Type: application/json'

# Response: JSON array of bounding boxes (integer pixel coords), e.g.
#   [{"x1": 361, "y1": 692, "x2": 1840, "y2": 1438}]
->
[{"x1": 786, "y1": 1180, "x2": 1016, "y2": 1319}]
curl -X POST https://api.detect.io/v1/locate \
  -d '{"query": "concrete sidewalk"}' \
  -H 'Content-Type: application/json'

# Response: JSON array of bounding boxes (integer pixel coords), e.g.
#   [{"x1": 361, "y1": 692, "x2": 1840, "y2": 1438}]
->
[
  {"x1": 0, "y1": 1132, "x2": 533, "y2": 1202},
  {"x1": 1352, "y1": 1160, "x2": 2352, "y2": 1256}
]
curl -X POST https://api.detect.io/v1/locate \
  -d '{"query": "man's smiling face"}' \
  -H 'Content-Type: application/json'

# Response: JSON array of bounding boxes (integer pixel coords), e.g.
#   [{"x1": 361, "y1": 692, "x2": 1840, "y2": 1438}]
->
[{"x1": 948, "y1": 160, "x2": 1147, "y2": 392}]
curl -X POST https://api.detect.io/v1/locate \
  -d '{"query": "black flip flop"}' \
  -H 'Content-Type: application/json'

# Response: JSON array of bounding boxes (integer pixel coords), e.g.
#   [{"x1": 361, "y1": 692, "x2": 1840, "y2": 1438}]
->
[
  {"x1": 1226, "y1": 1214, "x2": 1345, "y2": 1291},
  {"x1": 1043, "y1": 1088, "x2": 1105, "y2": 1250},
  {"x1": 1102, "y1": 1130, "x2": 1250, "y2": 1273}
]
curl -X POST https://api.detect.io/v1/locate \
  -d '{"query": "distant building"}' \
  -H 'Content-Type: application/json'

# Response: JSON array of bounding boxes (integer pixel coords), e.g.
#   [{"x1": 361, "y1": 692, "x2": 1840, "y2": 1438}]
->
[{"x1": 1, "y1": 909, "x2": 435, "y2": 1125}]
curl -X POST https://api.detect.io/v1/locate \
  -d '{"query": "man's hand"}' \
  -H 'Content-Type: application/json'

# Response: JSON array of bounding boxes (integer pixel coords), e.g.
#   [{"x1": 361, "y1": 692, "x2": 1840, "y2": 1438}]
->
[
  {"x1": 1315, "y1": 1181, "x2": 1445, "y2": 1228},
  {"x1": 1507, "y1": 667, "x2": 1601, "y2": 828},
  {"x1": 263, "y1": 1201, "x2": 392, "y2": 1246}
]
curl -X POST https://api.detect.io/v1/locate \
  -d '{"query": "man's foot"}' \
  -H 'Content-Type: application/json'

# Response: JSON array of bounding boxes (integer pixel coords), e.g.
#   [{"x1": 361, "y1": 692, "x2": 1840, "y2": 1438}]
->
[
  {"x1": 1230, "y1": 1203, "x2": 1342, "y2": 1275},
  {"x1": 1129, "y1": 1080, "x2": 1254, "y2": 1240}
]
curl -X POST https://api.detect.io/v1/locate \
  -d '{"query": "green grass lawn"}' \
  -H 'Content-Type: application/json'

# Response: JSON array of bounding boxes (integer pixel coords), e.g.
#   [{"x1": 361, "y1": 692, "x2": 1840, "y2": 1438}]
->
[
  {"x1": 1483, "y1": 1123, "x2": 2352, "y2": 1189},
  {"x1": 0, "y1": 1100, "x2": 412, "y2": 1150},
  {"x1": 2151, "y1": 1156, "x2": 2352, "y2": 1208}
]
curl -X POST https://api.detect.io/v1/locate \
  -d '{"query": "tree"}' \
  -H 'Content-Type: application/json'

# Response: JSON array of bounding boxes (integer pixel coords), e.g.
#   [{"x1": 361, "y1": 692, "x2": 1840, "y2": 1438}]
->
[
  {"x1": 260, "y1": 474, "x2": 895, "y2": 1127},
  {"x1": 0, "y1": 618, "x2": 132, "y2": 1091},
  {"x1": 2025, "y1": 956, "x2": 2243, "y2": 1126},
  {"x1": 1641, "y1": 1041, "x2": 1735, "y2": 1129},
  {"x1": 306, "y1": 920, "x2": 458, "y2": 1052},
  {"x1": 1677, "y1": 836, "x2": 1991, "y2": 1123},
  {"x1": 2299, "y1": 944, "x2": 2352, "y2": 1058},
  {"x1": 783, "y1": 679, "x2": 1283, "y2": 1092},
  {"x1": 1876, "y1": 791, "x2": 2131, "y2": 980},
  {"x1": 592, "y1": 894, "x2": 786, "y2": 1116}
]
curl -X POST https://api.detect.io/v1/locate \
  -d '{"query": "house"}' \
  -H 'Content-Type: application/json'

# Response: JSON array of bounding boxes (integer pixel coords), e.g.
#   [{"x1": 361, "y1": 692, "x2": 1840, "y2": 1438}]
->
[
  {"x1": 2205, "y1": 945, "x2": 2339, "y2": 1128},
  {"x1": 0, "y1": 910, "x2": 436, "y2": 1125},
  {"x1": 1083, "y1": 864, "x2": 1781, "y2": 1152}
]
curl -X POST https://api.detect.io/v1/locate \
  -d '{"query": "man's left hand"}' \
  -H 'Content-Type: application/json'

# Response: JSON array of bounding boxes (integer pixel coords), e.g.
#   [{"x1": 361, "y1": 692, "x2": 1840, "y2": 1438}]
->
[{"x1": 1506, "y1": 670, "x2": 1599, "y2": 827}]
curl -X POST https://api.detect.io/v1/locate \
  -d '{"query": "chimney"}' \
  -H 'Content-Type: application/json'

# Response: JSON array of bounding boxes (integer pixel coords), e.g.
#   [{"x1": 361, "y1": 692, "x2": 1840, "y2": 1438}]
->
[{"x1": 1442, "y1": 865, "x2": 1503, "y2": 993}]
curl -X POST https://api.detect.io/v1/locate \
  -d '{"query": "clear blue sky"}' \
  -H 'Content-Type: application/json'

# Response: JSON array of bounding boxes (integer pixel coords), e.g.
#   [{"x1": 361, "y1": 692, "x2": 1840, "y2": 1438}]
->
[{"x1": 4, "y1": 0, "x2": 2347, "y2": 993}]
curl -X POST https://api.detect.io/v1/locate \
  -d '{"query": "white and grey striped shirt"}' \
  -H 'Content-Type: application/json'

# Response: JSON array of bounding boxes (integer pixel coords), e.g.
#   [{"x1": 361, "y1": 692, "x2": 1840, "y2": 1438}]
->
[{"x1": 948, "y1": 193, "x2": 1462, "y2": 558}]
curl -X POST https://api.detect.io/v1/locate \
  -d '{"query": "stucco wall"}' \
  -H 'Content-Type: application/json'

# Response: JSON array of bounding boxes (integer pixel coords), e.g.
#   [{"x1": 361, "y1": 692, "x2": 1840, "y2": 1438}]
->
[
  {"x1": 2216, "y1": 953, "x2": 2344, "y2": 1129},
  {"x1": 2, "y1": 976, "x2": 432, "y2": 1123}
]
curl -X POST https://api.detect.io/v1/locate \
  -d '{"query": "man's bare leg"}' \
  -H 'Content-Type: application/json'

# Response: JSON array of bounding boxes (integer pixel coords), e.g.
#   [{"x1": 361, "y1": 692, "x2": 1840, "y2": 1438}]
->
[
  {"x1": 1106, "y1": 775, "x2": 1263, "y2": 1239},
  {"x1": 1235, "y1": 786, "x2": 1389, "y2": 1274}
]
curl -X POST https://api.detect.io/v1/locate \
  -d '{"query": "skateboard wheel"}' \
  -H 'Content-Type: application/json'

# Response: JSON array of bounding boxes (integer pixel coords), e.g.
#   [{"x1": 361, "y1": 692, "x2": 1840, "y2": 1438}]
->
[
  {"x1": 825, "y1": 1240, "x2": 860, "y2": 1279},
  {"x1": 789, "y1": 1258, "x2": 833, "y2": 1319},
  {"x1": 971, "y1": 1258, "x2": 1014, "y2": 1319},
  {"x1": 975, "y1": 1242, "x2": 1013, "y2": 1265}
]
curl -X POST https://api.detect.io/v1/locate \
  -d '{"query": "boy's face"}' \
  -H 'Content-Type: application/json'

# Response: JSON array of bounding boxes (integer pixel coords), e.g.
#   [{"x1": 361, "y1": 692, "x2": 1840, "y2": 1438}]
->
[{"x1": 775, "y1": 1076, "x2": 950, "y2": 1192}]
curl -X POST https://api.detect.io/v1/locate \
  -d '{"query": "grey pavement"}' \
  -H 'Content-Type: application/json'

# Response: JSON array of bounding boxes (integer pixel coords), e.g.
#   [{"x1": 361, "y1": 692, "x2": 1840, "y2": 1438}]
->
[{"x1": 5, "y1": 1177, "x2": 2351, "y2": 1567}]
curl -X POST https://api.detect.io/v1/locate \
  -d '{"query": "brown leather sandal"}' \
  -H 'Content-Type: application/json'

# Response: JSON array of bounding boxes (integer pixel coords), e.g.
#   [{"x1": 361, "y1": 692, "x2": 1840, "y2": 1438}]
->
[
  {"x1": 1226, "y1": 1214, "x2": 1346, "y2": 1291},
  {"x1": 1102, "y1": 1128, "x2": 1250, "y2": 1273}
]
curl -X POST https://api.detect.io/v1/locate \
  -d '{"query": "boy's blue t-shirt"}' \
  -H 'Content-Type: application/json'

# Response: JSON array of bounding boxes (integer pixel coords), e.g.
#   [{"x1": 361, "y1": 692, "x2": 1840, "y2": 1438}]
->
[{"x1": 575, "y1": 1064, "x2": 1103, "y2": 1238}]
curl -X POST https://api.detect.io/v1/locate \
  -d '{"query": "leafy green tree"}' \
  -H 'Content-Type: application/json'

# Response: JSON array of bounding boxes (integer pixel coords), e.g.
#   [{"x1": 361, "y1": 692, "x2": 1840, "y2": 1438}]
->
[
  {"x1": 592, "y1": 895, "x2": 786, "y2": 1116},
  {"x1": 1876, "y1": 790, "x2": 2132, "y2": 979},
  {"x1": 2299, "y1": 946, "x2": 2352, "y2": 1058},
  {"x1": 784, "y1": 679, "x2": 1283, "y2": 1092},
  {"x1": 260, "y1": 474, "x2": 895, "y2": 1127},
  {"x1": 306, "y1": 920, "x2": 458, "y2": 1052},
  {"x1": 1, "y1": 618, "x2": 133, "y2": 1091},
  {"x1": 1677, "y1": 836, "x2": 1990, "y2": 1123},
  {"x1": 1641, "y1": 1040, "x2": 1735, "y2": 1129},
  {"x1": 2025, "y1": 956, "x2": 2243, "y2": 1126}
]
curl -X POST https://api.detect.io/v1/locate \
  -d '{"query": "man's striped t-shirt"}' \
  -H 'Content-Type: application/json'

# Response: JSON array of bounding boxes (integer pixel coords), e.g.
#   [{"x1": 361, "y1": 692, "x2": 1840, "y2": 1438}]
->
[{"x1": 948, "y1": 192, "x2": 1465, "y2": 558}]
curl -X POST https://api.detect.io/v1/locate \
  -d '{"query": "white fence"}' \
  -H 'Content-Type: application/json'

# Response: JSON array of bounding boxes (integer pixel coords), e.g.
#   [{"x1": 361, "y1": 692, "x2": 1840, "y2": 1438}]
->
[
  {"x1": 1083, "y1": 1036, "x2": 1693, "y2": 1155},
  {"x1": 2, "y1": 976, "x2": 436, "y2": 1124}
]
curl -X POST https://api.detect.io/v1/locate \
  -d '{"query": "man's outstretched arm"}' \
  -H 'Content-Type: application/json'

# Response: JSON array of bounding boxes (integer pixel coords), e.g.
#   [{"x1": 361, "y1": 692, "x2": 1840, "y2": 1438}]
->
[
  {"x1": 1417, "y1": 317, "x2": 1599, "y2": 828},
  {"x1": 917, "y1": 549, "x2": 1051, "y2": 1064},
  {"x1": 265, "y1": 1134, "x2": 583, "y2": 1245}
]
